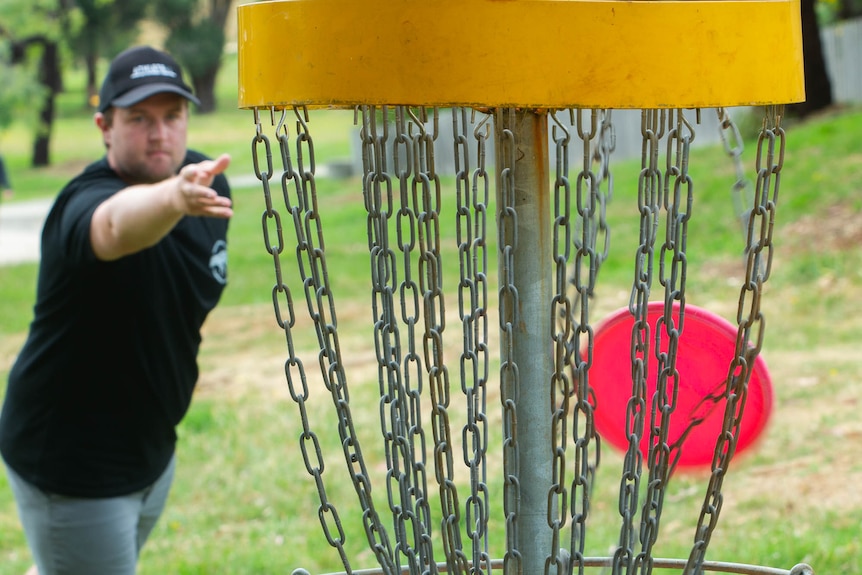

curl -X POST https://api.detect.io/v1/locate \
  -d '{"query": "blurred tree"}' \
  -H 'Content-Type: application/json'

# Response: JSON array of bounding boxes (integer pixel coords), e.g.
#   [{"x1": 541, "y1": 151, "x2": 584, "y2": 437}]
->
[
  {"x1": 835, "y1": 0, "x2": 862, "y2": 19},
  {"x1": 151, "y1": 0, "x2": 233, "y2": 114},
  {"x1": 69, "y1": 0, "x2": 149, "y2": 108},
  {"x1": 0, "y1": 0, "x2": 236, "y2": 167},
  {"x1": 0, "y1": 41, "x2": 46, "y2": 133},
  {"x1": 0, "y1": 0, "x2": 79, "y2": 167}
]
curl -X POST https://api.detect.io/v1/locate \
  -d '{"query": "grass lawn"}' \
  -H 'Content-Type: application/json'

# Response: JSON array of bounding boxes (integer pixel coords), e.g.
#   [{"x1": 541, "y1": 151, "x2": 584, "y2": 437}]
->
[{"x1": 1, "y1": 50, "x2": 861, "y2": 575}]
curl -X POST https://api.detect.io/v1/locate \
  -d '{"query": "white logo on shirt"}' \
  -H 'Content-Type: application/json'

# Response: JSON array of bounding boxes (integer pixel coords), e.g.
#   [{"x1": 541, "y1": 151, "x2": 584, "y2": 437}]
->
[
  {"x1": 130, "y1": 63, "x2": 178, "y2": 80},
  {"x1": 209, "y1": 240, "x2": 228, "y2": 285}
]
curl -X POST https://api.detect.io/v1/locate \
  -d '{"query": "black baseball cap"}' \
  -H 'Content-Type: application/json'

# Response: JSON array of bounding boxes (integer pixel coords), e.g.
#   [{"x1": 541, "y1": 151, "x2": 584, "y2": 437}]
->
[{"x1": 98, "y1": 46, "x2": 200, "y2": 113}]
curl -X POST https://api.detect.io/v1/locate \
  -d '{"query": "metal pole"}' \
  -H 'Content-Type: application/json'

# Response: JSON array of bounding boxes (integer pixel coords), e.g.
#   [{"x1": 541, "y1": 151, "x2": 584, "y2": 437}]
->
[{"x1": 495, "y1": 108, "x2": 554, "y2": 575}]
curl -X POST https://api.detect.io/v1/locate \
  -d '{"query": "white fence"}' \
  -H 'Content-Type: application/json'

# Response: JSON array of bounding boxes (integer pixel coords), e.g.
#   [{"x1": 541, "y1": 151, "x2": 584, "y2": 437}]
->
[{"x1": 822, "y1": 16, "x2": 862, "y2": 105}]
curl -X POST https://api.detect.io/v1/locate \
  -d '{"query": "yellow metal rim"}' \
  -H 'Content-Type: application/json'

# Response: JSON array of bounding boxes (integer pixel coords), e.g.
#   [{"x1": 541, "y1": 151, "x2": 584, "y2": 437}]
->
[{"x1": 237, "y1": 0, "x2": 805, "y2": 110}]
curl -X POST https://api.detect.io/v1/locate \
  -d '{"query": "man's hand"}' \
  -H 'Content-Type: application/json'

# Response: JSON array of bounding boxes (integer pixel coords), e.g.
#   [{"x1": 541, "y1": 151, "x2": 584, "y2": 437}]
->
[
  {"x1": 91, "y1": 154, "x2": 234, "y2": 261},
  {"x1": 175, "y1": 154, "x2": 233, "y2": 218}
]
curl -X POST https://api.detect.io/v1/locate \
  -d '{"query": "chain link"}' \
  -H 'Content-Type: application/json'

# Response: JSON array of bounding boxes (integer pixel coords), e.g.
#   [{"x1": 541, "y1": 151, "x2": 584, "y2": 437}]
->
[
  {"x1": 661, "y1": 107, "x2": 759, "y2": 470},
  {"x1": 684, "y1": 105, "x2": 785, "y2": 575},
  {"x1": 253, "y1": 106, "x2": 398, "y2": 574},
  {"x1": 715, "y1": 108, "x2": 754, "y2": 245},
  {"x1": 363, "y1": 105, "x2": 443, "y2": 575},
  {"x1": 548, "y1": 109, "x2": 574, "y2": 575},
  {"x1": 453, "y1": 107, "x2": 493, "y2": 575},
  {"x1": 249, "y1": 102, "x2": 793, "y2": 575},
  {"x1": 612, "y1": 109, "x2": 662, "y2": 575},
  {"x1": 634, "y1": 110, "x2": 695, "y2": 575},
  {"x1": 547, "y1": 108, "x2": 610, "y2": 575},
  {"x1": 496, "y1": 108, "x2": 522, "y2": 575},
  {"x1": 409, "y1": 106, "x2": 444, "y2": 575}
]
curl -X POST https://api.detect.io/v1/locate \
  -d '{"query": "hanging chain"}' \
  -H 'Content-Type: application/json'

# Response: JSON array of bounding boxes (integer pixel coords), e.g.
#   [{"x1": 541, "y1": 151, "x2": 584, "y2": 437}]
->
[
  {"x1": 634, "y1": 109, "x2": 694, "y2": 575},
  {"x1": 613, "y1": 109, "x2": 664, "y2": 575},
  {"x1": 497, "y1": 108, "x2": 522, "y2": 575},
  {"x1": 363, "y1": 105, "x2": 443, "y2": 575},
  {"x1": 549, "y1": 109, "x2": 574, "y2": 575},
  {"x1": 716, "y1": 108, "x2": 754, "y2": 244},
  {"x1": 409, "y1": 106, "x2": 444, "y2": 575},
  {"x1": 251, "y1": 101, "x2": 790, "y2": 575},
  {"x1": 549, "y1": 108, "x2": 608, "y2": 575},
  {"x1": 684, "y1": 105, "x2": 786, "y2": 575},
  {"x1": 453, "y1": 107, "x2": 493, "y2": 575},
  {"x1": 593, "y1": 109, "x2": 615, "y2": 273},
  {"x1": 253, "y1": 106, "x2": 397, "y2": 574}
]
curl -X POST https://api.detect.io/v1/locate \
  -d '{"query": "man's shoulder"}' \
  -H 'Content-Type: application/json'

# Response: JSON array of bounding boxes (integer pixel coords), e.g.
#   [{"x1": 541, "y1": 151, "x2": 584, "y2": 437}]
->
[
  {"x1": 184, "y1": 149, "x2": 210, "y2": 164},
  {"x1": 79, "y1": 157, "x2": 114, "y2": 178},
  {"x1": 50, "y1": 158, "x2": 118, "y2": 209},
  {"x1": 62, "y1": 158, "x2": 117, "y2": 192}
]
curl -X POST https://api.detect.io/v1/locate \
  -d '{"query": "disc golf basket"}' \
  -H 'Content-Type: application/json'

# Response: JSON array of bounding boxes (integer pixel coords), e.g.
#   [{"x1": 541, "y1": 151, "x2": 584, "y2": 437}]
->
[{"x1": 237, "y1": 1, "x2": 813, "y2": 574}]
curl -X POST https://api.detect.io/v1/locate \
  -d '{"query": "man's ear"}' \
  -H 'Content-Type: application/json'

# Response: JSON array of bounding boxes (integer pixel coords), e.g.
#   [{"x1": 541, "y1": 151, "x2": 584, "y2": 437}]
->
[{"x1": 94, "y1": 112, "x2": 111, "y2": 147}]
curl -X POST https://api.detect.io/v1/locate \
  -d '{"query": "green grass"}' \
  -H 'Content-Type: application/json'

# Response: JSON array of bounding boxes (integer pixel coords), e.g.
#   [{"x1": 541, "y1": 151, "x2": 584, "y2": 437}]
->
[{"x1": 2, "y1": 49, "x2": 862, "y2": 574}]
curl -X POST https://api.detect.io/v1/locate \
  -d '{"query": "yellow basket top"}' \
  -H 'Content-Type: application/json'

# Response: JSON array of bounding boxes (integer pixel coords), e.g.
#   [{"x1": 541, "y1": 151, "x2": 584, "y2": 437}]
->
[{"x1": 237, "y1": 0, "x2": 805, "y2": 110}]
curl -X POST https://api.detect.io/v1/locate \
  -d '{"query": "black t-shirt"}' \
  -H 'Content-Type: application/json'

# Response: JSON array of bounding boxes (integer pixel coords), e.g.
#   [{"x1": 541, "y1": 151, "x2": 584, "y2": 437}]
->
[{"x1": 0, "y1": 151, "x2": 230, "y2": 497}]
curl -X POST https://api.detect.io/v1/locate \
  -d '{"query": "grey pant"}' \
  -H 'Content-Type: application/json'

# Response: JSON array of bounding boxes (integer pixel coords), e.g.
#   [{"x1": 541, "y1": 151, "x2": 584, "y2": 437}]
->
[{"x1": 5, "y1": 456, "x2": 176, "y2": 575}]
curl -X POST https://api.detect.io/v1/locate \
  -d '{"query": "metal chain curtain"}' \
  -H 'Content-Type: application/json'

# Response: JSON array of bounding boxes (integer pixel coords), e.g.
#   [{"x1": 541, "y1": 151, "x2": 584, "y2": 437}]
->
[{"x1": 249, "y1": 104, "x2": 811, "y2": 575}]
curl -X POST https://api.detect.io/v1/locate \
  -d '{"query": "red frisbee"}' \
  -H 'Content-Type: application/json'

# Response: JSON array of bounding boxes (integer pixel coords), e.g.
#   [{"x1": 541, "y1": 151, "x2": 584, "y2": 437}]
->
[{"x1": 587, "y1": 302, "x2": 773, "y2": 470}]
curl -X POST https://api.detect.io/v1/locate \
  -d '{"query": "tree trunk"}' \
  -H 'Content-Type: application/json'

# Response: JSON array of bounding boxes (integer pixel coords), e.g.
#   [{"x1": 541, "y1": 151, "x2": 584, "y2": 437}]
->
[
  {"x1": 789, "y1": 0, "x2": 834, "y2": 118},
  {"x1": 86, "y1": 48, "x2": 98, "y2": 109},
  {"x1": 192, "y1": 66, "x2": 218, "y2": 114},
  {"x1": 838, "y1": 0, "x2": 862, "y2": 19},
  {"x1": 32, "y1": 41, "x2": 61, "y2": 167},
  {"x1": 191, "y1": 0, "x2": 234, "y2": 114}
]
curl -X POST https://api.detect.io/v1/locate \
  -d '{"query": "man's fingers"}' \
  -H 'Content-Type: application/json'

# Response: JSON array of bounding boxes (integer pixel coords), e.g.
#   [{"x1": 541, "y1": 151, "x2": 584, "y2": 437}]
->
[
  {"x1": 212, "y1": 153, "x2": 231, "y2": 174},
  {"x1": 181, "y1": 154, "x2": 231, "y2": 185},
  {"x1": 194, "y1": 154, "x2": 231, "y2": 181},
  {"x1": 175, "y1": 154, "x2": 232, "y2": 218}
]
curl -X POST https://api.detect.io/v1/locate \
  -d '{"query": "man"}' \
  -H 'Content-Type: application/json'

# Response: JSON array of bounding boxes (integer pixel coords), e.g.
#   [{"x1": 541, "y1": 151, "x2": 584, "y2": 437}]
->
[
  {"x1": 0, "y1": 152, "x2": 13, "y2": 198},
  {"x1": 0, "y1": 45, "x2": 233, "y2": 575}
]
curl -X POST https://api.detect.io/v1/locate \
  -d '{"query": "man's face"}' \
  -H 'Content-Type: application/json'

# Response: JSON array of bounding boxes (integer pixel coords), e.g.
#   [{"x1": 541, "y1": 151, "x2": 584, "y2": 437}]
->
[{"x1": 97, "y1": 92, "x2": 189, "y2": 184}]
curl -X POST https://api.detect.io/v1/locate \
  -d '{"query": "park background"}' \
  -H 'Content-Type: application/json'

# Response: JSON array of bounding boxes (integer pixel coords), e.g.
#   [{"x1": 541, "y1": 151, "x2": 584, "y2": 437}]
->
[{"x1": 1, "y1": 2, "x2": 862, "y2": 574}]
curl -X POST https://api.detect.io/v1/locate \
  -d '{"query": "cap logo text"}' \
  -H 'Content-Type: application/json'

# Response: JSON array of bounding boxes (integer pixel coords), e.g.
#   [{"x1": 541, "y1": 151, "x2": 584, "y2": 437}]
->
[{"x1": 129, "y1": 63, "x2": 178, "y2": 80}]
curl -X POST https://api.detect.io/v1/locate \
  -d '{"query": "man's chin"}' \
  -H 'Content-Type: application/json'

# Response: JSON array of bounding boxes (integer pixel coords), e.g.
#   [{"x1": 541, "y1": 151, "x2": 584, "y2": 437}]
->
[
  {"x1": 132, "y1": 162, "x2": 180, "y2": 184},
  {"x1": 120, "y1": 169, "x2": 176, "y2": 185}
]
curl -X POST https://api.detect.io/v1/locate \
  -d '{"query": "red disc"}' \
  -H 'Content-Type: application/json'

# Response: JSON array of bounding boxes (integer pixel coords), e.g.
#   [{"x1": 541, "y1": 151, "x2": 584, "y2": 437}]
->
[{"x1": 588, "y1": 301, "x2": 773, "y2": 470}]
